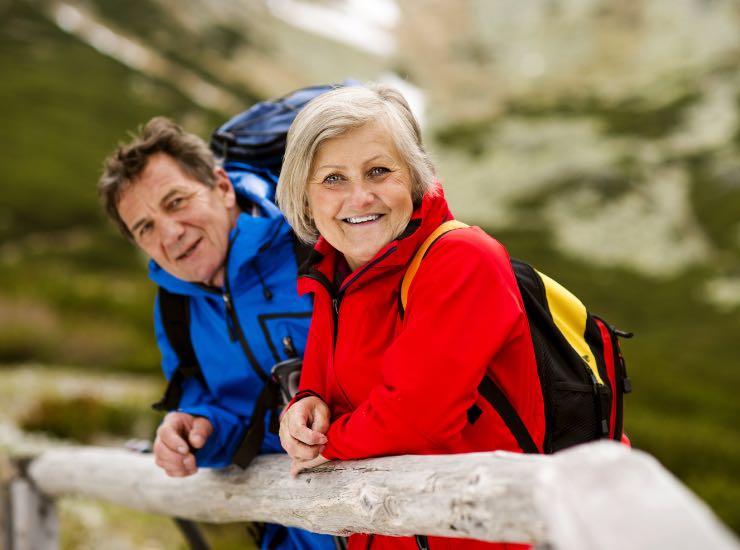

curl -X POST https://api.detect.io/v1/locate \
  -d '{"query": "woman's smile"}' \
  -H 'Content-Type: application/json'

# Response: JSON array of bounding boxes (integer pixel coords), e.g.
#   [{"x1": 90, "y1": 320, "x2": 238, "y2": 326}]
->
[{"x1": 343, "y1": 214, "x2": 382, "y2": 224}]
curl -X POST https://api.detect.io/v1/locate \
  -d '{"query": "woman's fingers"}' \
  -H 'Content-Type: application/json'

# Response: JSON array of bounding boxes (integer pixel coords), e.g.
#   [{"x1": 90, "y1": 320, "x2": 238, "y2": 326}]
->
[
  {"x1": 279, "y1": 397, "x2": 329, "y2": 461},
  {"x1": 290, "y1": 454, "x2": 330, "y2": 477}
]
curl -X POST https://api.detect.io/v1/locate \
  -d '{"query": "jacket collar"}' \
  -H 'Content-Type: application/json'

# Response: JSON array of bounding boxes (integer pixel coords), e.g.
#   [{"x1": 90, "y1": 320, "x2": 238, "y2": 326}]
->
[{"x1": 298, "y1": 184, "x2": 453, "y2": 296}]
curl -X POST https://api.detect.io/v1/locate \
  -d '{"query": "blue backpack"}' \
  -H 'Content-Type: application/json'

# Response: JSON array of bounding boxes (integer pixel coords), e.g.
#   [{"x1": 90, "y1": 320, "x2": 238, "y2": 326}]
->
[{"x1": 209, "y1": 80, "x2": 359, "y2": 200}]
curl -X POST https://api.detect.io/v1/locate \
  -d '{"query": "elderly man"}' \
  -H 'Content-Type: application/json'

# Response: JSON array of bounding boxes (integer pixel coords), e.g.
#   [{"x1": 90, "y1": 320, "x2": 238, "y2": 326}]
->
[{"x1": 98, "y1": 117, "x2": 335, "y2": 550}]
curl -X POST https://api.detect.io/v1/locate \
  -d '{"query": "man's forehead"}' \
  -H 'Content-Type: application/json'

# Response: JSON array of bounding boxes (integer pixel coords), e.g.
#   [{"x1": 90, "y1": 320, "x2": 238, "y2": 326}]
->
[{"x1": 128, "y1": 158, "x2": 201, "y2": 201}]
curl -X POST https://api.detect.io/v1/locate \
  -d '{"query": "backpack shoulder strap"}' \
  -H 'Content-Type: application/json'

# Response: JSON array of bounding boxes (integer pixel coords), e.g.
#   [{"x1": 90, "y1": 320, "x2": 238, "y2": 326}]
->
[
  {"x1": 398, "y1": 221, "x2": 541, "y2": 454},
  {"x1": 151, "y1": 288, "x2": 204, "y2": 411},
  {"x1": 399, "y1": 219, "x2": 469, "y2": 314}
]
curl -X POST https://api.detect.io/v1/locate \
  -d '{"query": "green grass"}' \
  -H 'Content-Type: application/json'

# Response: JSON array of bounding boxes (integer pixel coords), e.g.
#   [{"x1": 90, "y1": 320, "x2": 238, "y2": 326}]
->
[
  {"x1": 59, "y1": 497, "x2": 258, "y2": 550},
  {"x1": 0, "y1": 2, "x2": 226, "y2": 370},
  {"x1": 20, "y1": 394, "x2": 161, "y2": 443},
  {"x1": 688, "y1": 155, "x2": 740, "y2": 261}
]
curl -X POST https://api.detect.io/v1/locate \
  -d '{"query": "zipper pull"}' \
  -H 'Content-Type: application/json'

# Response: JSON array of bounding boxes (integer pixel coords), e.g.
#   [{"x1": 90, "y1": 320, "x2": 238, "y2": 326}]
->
[
  {"x1": 332, "y1": 297, "x2": 339, "y2": 316},
  {"x1": 618, "y1": 346, "x2": 633, "y2": 393},
  {"x1": 586, "y1": 368, "x2": 609, "y2": 436},
  {"x1": 222, "y1": 292, "x2": 237, "y2": 341},
  {"x1": 282, "y1": 335, "x2": 297, "y2": 358}
]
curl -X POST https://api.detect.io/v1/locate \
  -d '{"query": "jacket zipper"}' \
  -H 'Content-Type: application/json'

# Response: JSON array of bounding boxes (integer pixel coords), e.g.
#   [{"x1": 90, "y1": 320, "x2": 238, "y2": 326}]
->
[
  {"x1": 220, "y1": 240, "x2": 270, "y2": 383},
  {"x1": 586, "y1": 366, "x2": 609, "y2": 437},
  {"x1": 329, "y1": 246, "x2": 398, "y2": 348},
  {"x1": 300, "y1": 247, "x2": 398, "y2": 409},
  {"x1": 284, "y1": 335, "x2": 302, "y2": 359},
  {"x1": 611, "y1": 327, "x2": 633, "y2": 440},
  {"x1": 222, "y1": 285, "x2": 269, "y2": 383}
]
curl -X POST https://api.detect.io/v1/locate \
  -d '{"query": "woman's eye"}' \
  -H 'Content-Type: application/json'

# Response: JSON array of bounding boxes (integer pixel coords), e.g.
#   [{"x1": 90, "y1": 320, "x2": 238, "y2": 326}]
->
[
  {"x1": 323, "y1": 174, "x2": 342, "y2": 185},
  {"x1": 369, "y1": 167, "x2": 390, "y2": 177}
]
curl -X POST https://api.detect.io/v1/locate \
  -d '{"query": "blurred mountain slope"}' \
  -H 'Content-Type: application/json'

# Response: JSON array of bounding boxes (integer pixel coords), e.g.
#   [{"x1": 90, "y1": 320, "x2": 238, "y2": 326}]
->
[{"x1": 1, "y1": 0, "x2": 739, "y2": 537}]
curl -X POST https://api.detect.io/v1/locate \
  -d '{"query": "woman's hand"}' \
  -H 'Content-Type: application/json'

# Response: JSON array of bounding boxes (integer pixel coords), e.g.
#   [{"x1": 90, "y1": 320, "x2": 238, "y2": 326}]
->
[
  {"x1": 279, "y1": 396, "x2": 330, "y2": 473},
  {"x1": 290, "y1": 453, "x2": 330, "y2": 476}
]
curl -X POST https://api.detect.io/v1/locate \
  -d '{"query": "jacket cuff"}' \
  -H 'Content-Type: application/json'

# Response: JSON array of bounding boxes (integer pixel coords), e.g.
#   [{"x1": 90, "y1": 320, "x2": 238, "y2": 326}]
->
[{"x1": 286, "y1": 389, "x2": 324, "y2": 410}]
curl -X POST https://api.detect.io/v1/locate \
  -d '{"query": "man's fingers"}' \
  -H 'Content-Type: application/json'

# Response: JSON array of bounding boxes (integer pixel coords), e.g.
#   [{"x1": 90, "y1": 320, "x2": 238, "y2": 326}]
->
[
  {"x1": 189, "y1": 417, "x2": 214, "y2": 449},
  {"x1": 157, "y1": 423, "x2": 191, "y2": 455},
  {"x1": 153, "y1": 439, "x2": 198, "y2": 477}
]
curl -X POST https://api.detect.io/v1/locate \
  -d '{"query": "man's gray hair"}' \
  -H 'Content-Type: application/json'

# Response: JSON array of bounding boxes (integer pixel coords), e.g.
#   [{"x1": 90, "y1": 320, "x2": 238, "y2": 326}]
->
[{"x1": 276, "y1": 83, "x2": 437, "y2": 243}]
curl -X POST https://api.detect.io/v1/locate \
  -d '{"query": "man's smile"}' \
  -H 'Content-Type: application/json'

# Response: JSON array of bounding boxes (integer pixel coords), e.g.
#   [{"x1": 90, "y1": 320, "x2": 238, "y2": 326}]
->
[{"x1": 175, "y1": 237, "x2": 203, "y2": 261}]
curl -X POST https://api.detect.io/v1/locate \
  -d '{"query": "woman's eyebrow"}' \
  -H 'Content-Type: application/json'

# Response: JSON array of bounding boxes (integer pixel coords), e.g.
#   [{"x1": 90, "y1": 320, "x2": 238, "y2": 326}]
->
[{"x1": 314, "y1": 154, "x2": 390, "y2": 172}]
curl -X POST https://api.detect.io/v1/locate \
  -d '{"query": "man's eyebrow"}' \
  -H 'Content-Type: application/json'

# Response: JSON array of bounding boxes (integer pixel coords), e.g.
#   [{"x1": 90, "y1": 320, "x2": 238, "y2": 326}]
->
[{"x1": 160, "y1": 189, "x2": 181, "y2": 206}]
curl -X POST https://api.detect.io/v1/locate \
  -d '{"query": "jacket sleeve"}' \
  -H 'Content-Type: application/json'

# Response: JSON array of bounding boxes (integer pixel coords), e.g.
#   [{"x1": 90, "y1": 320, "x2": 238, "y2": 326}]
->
[
  {"x1": 321, "y1": 229, "x2": 535, "y2": 460},
  {"x1": 153, "y1": 299, "x2": 247, "y2": 468}
]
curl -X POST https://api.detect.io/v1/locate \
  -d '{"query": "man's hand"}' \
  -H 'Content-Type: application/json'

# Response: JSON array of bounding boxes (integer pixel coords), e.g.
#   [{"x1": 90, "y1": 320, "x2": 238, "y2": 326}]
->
[
  {"x1": 153, "y1": 412, "x2": 213, "y2": 477},
  {"x1": 279, "y1": 396, "x2": 330, "y2": 474}
]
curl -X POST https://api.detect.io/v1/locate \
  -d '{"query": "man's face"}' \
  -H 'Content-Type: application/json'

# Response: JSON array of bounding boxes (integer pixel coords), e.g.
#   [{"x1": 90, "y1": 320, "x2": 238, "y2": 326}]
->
[{"x1": 117, "y1": 153, "x2": 238, "y2": 287}]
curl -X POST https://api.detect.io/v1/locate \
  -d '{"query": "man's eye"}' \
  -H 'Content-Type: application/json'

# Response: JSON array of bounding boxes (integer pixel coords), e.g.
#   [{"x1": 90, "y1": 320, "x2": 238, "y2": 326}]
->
[
  {"x1": 168, "y1": 197, "x2": 184, "y2": 210},
  {"x1": 138, "y1": 222, "x2": 153, "y2": 238},
  {"x1": 368, "y1": 167, "x2": 390, "y2": 177}
]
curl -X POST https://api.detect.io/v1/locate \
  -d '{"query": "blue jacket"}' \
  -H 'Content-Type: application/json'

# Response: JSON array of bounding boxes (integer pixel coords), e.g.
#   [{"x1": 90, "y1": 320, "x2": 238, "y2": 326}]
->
[
  {"x1": 150, "y1": 168, "x2": 312, "y2": 464},
  {"x1": 149, "y1": 168, "x2": 334, "y2": 550}
]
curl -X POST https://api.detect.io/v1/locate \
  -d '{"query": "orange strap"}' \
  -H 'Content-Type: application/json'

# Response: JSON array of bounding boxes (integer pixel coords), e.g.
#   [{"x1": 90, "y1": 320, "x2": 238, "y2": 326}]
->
[{"x1": 400, "y1": 220, "x2": 469, "y2": 312}]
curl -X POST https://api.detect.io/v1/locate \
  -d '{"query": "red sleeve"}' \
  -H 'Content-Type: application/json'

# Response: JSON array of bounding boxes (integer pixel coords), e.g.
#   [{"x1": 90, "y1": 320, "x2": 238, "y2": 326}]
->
[
  {"x1": 294, "y1": 305, "x2": 329, "y2": 400},
  {"x1": 322, "y1": 228, "x2": 532, "y2": 459}
]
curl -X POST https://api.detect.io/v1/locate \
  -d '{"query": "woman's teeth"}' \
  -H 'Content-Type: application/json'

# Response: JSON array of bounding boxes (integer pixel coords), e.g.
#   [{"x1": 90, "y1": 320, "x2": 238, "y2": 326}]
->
[{"x1": 345, "y1": 214, "x2": 380, "y2": 224}]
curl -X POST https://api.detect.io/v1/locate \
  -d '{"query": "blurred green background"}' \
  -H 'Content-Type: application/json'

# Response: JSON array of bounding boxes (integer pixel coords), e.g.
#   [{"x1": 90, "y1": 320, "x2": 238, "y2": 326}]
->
[{"x1": 1, "y1": 0, "x2": 739, "y2": 548}]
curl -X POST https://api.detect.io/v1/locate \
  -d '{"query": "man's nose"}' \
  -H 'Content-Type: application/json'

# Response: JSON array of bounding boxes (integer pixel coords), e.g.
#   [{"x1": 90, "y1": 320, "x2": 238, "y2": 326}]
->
[{"x1": 159, "y1": 217, "x2": 185, "y2": 246}]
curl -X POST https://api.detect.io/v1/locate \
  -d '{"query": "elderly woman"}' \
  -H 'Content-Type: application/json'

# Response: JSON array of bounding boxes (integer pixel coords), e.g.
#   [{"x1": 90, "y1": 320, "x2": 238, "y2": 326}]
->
[{"x1": 276, "y1": 84, "x2": 545, "y2": 550}]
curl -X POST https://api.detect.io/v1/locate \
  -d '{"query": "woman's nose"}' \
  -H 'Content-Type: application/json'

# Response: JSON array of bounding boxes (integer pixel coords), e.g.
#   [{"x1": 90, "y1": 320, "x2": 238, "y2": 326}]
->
[{"x1": 345, "y1": 179, "x2": 374, "y2": 207}]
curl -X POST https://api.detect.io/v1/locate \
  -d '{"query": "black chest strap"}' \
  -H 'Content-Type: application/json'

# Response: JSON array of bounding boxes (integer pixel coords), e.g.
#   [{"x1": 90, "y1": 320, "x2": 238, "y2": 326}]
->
[{"x1": 152, "y1": 288, "x2": 204, "y2": 411}]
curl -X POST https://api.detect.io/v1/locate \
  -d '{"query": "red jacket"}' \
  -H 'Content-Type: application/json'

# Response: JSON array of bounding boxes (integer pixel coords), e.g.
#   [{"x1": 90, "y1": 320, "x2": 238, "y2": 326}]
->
[{"x1": 296, "y1": 188, "x2": 545, "y2": 550}]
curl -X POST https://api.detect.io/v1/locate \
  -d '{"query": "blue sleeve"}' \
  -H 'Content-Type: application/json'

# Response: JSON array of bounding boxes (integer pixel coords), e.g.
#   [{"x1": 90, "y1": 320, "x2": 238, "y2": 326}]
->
[
  {"x1": 153, "y1": 296, "x2": 247, "y2": 468},
  {"x1": 178, "y1": 378, "x2": 249, "y2": 467}
]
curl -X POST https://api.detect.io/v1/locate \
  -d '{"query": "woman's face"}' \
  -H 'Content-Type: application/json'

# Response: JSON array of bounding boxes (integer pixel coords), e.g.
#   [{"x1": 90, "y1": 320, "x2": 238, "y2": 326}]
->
[{"x1": 307, "y1": 122, "x2": 414, "y2": 271}]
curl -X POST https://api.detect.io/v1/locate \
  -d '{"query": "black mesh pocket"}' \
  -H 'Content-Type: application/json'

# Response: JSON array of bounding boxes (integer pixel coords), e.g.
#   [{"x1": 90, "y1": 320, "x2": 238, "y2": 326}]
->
[{"x1": 551, "y1": 382, "x2": 599, "y2": 452}]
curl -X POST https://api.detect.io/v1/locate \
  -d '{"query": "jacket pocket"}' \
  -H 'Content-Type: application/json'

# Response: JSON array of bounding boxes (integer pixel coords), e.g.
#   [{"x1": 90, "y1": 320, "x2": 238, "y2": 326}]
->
[
  {"x1": 551, "y1": 381, "x2": 610, "y2": 452},
  {"x1": 257, "y1": 312, "x2": 312, "y2": 363}
]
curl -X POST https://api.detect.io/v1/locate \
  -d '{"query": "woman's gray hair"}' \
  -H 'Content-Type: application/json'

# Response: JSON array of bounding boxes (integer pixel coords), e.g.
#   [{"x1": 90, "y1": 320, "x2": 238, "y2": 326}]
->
[{"x1": 276, "y1": 83, "x2": 437, "y2": 243}]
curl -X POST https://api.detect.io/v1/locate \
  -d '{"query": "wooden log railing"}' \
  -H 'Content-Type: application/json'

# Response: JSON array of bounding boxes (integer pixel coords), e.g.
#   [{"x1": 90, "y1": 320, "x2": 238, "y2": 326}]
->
[{"x1": 2, "y1": 440, "x2": 738, "y2": 550}]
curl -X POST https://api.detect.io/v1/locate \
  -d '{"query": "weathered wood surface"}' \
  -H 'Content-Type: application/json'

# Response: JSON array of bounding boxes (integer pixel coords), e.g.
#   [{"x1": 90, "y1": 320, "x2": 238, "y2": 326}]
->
[
  {"x1": 25, "y1": 441, "x2": 739, "y2": 549},
  {"x1": 0, "y1": 454, "x2": 14, "y2": 550},
  {"x1": 8, "y1": 479, "x2": 57, "y2": 550}
]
